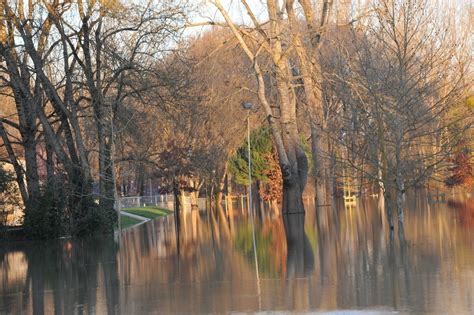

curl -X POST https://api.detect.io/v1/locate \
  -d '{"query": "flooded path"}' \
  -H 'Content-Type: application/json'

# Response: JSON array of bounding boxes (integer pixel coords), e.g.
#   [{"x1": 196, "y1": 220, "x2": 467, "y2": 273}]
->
[{"x1": 1, "y1": 195, "x2": 473, "y2": 314}]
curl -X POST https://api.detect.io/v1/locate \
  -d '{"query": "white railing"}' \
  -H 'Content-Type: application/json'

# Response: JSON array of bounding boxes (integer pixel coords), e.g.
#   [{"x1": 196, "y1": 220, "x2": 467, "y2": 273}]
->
[
  {"x1": 116, "y1": 194, "x2": 207, "y2": 212},
  {"x1": 117, "y1": 194, "x2": 175, "y2": 211}
]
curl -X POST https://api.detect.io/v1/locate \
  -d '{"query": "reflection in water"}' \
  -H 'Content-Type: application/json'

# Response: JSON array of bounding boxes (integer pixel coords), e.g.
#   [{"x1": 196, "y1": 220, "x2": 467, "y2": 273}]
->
[
  {"x1": 1, "y1": 196, "x2": 473, "y2": 313},
  {"x1": 284, "y1": 214, "x2": 314, "y2": 278},
  {"x1": 0, "y1": 235, "x2": 119, "y2": 314}
]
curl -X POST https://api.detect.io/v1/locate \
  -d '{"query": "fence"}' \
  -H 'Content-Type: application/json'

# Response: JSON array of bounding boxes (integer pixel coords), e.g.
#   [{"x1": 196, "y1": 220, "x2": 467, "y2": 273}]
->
[
  {"x1": 116, "y1": 194, "x2": 209, "y2": 212},
  {"x1": 117, "y1": 194, "x2": 247, "y2": 213},
  {"x1": 117, "y1": 194, "x2": 175, "y2": 211},
  {"x1": 116, "y1": 194, "x2": 316, "y2": 215}
]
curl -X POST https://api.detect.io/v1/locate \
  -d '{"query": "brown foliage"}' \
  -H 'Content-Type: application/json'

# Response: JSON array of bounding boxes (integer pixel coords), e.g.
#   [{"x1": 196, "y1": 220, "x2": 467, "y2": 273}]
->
[
  {"x1": 259, "y1": 152, "x2": 282, "y2": 203},
  {"x1": 445, "y1": 148, "x2": 474, "y2": 189}
]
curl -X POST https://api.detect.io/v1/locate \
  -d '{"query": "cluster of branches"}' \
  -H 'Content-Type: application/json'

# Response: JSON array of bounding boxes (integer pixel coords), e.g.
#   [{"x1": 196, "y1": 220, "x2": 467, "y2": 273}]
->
[
  {"x1": 319, "y1": 0, "x2": 472, "y2": 232},
  {"x1": 122, "y1": 28, "x2": 261, "y2": 209},
  {"x1": 0, "y1": 0, "x2": 471, "y2": 239},
  {"x1": 0, "y1": 0, "x2": 187, "y2": 238},
  {"x1": 199, "y1": 0, "x2": 472, "y2": 231}
]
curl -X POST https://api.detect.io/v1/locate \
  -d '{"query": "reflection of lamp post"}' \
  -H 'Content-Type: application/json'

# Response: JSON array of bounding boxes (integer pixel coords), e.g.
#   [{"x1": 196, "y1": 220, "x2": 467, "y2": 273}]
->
[{"x1": 241, "y1": 102, "x2": 254, "y2": 213}]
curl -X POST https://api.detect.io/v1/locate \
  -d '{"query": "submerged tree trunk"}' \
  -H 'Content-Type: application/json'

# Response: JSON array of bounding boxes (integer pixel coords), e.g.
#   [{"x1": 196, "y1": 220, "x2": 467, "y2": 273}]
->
[
  {"x1": 190, "y1": 189, "x2": 200, "y2": 211},
  {"x1": 396, "y1": 188, "x2": 405, "y2": 241},
  {"x1": 395, "y1": 134, "x2": 405, "y2": 240},
  {"x1": 311, "y1": 123, "x2": 327, "y2": 208},
  {"x1": 396, "y1": 174, "x2": 405, "y2": 241},
  {"x1": 188, "y1": 178, "x2": 202, "y2": 210},
  {"x1": 281, "y1": 140, "x2": 308, "y2": 214},
  {"x1": 287, "y1": 0, "x2": 332, "y2": 211},
  {"x1": 384, "y1": 191, "x2": 395, "y2": 239},
  {"x1": 377, "y1": 159, "x2": 385, "y2": 213},
  {"x1": 216, "y1": 172, "x2": 226, "y2": 209},
  {"x1": 212, "y1": 0, "x2": 309, "y2": 215},
  {"x1": 328, "y1": 144, "x2": 337, "y2": 204},
  {"x1": 377, "y1": 155, "x2": 386, "y2": 227},
  {"x1": 173, "y1": 177, "x2": 181, "y2": 216}
]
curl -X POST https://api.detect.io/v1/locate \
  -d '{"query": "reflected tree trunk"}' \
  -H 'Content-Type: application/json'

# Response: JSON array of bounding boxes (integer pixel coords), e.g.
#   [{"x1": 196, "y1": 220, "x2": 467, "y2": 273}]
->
[
  {"x1": 175, "y1": 209, "x2": 181, "y2": 257},
  {"x1": 217, "y1": 204, "x2": 231, "y2": 239},
  {"x1": 283, "y1": 213, "x2": 314, "y2": 278}
]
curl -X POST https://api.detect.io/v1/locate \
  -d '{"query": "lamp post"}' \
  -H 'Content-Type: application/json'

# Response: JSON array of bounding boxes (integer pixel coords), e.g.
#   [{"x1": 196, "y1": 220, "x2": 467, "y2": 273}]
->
[
  {"x1": 110, "y1": 107, "x2": 121, "y2": 234},
  {"x1": 242, "y1": 101, "x2": 261, "y2": 308},
  {"x1": 241, "y1": 102, "x2": 254, "y2": 213}
]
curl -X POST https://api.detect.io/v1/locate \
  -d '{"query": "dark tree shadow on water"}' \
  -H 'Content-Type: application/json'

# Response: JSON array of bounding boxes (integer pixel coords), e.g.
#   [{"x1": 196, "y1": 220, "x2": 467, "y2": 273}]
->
[
  {"x1": 283, "y1": 213, "x2": 314, "y2": 278},
  {"x1": 0, "y1": 235, "x2": 119, "y2": 315}
]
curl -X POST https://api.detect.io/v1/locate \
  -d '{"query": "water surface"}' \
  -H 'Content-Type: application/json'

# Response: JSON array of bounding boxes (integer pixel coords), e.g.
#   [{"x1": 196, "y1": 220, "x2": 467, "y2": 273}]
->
[{"x1": 1, "y1": 196, "x2": 473, "y2": 314}]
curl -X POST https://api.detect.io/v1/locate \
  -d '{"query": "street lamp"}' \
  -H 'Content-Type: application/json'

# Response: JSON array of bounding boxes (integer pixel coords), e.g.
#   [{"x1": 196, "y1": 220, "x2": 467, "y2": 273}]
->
[
  {"x1": 241, "y1": 102, "x2": 254, "y2": 213},
  {"x1": 110, "y1": 107, "x2": 121, "y2": 234},
  {"x1": 241, "y1": 101, "x2": 261, "y2": 307}
]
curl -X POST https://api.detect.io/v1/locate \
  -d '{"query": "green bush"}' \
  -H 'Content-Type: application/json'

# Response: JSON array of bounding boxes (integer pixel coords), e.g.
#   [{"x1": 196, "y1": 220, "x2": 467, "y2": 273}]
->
[
  {"x1": 23, "y1": 186, "x2": 66, "y2": 239},
  {"x1": 23, "y1": 180, "x2": 117, "y2": 239},
  {"x1": 71, "y1": 198, "x2": 117, "y2": 237}
]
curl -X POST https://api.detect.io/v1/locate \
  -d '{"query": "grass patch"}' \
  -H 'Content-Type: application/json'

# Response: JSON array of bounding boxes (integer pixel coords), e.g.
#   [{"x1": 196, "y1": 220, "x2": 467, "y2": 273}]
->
[
  {"x1": 122, "y1": 206, "x2": 172, "y2": 220},
  {"x1": 116, "y1": 215, "x2": 142, "y2": 230}
]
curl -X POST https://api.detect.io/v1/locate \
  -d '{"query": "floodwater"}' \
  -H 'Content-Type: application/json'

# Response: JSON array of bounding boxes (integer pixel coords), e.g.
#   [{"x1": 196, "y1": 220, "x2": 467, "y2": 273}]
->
[{"x1": 0, "y1": 195, "x2": 473, "y2": 314}]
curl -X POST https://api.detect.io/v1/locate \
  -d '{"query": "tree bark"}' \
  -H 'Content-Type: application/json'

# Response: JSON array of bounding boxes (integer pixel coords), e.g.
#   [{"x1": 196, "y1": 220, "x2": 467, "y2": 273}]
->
[
  {"x1": 396, "y1": 172, "x2": 405, "y2": 240},
  {"x1": 0, "y1": 122, "x2": 28, "y2": 203},
  {"x1": 311, "y1": 123, "x2": 327, "y2": 208},
  {"x1": 384, "y1": 191, "x2": 395, "y2": 239}
]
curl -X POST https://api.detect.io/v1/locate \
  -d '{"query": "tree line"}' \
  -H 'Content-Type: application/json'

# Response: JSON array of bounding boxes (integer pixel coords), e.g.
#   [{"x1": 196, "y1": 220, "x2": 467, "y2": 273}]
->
[{"x1": 0, "y1": 0, "x2": 472, "y2": 239}]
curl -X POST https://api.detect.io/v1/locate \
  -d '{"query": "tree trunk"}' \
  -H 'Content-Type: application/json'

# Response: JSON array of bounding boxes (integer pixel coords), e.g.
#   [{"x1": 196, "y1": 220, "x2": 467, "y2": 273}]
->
[
  {"x1": 384, "y1": 191, "x2": 395, "y2": 239},
  {"x1": 281, "y1": 139, "x2": 308, "y2": 214},
  {"x1": 20, "y1": 105, "x2": 40, "y2": 203},
  {"x1": 97, "y1": 108, "x2": 114, "y2": 208},
  {"x1": 216, "y1": 171, "x2": 226, "y2": 209},
  {"x1": 396, "y1": 174, "x2": 405, "y2": 241},
  {"x1": 173, "y1": 177, "x2": 181, "y2": 216},
  {"x1": 0, "y1": 122, "x2": 28, "y2": 203},
  {"x1": 396, "y1": 188, "x2": 405, "y2": 241},
  {"x1": 226, "y1": 173, "x2": 234, "y2": 218},
  {"x1": 377, "y1": 156, "x2": 385, "y2": 223},
  {"x1": 212, "y1": 0, "x2": 309, "y2": 214},
  {"x1": 328, "y1": 144, "x2": 337, "y2": 203},
  {"x1": 311, "y1": 123, "x2": 327, "y2": 208},
  {"x1": 190, "y1": 189, "x2": 200, "y2": 211},
  {"x1": 45, "y1": 141, "x2": 55, "y2": 184}
]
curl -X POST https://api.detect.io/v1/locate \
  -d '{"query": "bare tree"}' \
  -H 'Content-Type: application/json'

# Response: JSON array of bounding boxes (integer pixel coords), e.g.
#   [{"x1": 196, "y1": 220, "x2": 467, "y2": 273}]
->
[
  {"x1": 0, "y1": 0, "x2": 188, "y2": 237},
  {"x1": 206, "y1": 0, "x2": 341, "y2": 214},
  {"x1": 323, "y1": 0, "x2": 470, "y2": 236}
]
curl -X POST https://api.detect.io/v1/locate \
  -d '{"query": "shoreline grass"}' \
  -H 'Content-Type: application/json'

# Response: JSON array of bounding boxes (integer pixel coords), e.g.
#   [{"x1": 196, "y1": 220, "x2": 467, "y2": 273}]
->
[
  {"x1": 115, "y1": 215, "x2": 143, "y2": 230},
  {"x1": 122, "y1": 206, "x2": 172, "y2": 220}
]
